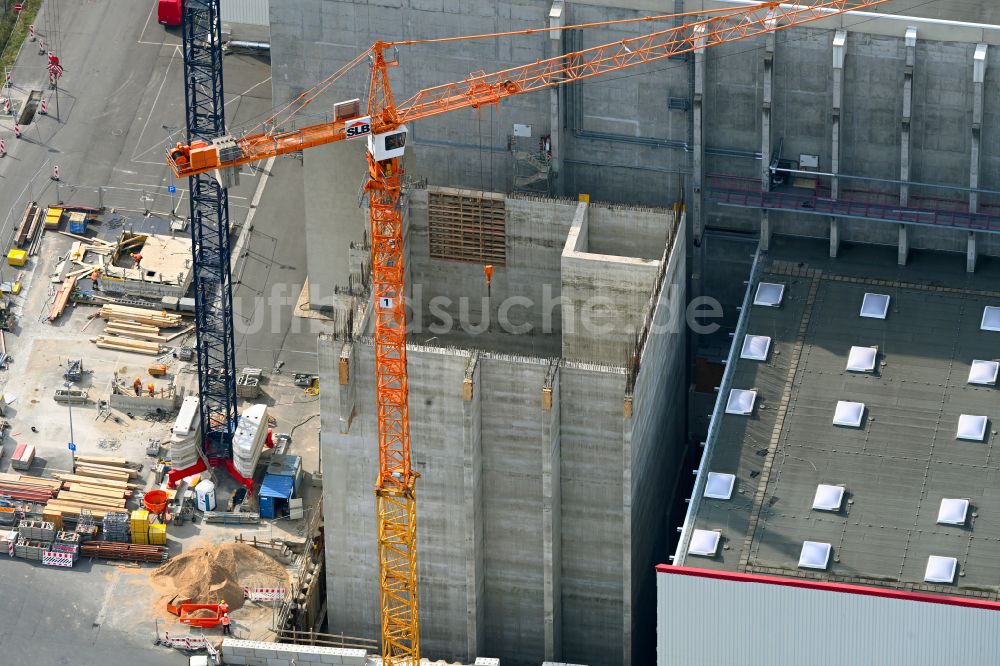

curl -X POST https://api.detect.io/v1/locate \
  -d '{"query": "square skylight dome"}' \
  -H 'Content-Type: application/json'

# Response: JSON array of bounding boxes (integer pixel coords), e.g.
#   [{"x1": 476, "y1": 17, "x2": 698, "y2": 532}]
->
[
  {"x1": 688, "y1": 529, "x2": 721, "y2": 557},
  {"x1": 924, "y1": 556, "x2": 957, "y2": 584},
  {"x1": 754, "y1": 282, "x2": 785, "y2": 307},
  {"x1": 968, "y1": 360, "x2": 999, "y2": 386},
  {"x1": 725, "y1": 389, "x2": 757, "y2": 416},
  {"x1": 740, "y1": 335, "x2": 771, "y2": 361},
  {"x1": 860, "y1": 293, "x2": 890, "y2": 319},
  {"x1": 956, "y1": 414, "x2": 988, "y2": 442},
  {"x1": 704, "y1": 472, "x2": 736, "y2": 500},
  {"x1": 798, "y1": 541, "x2": 832, "y2": 570},
  {"x1": 833, "y1": 401, "x2": 865, "y2": 428},
  {"x1": 846, "y1": 346, "x2": 878, "y2": 373},
  {"x1": 937, "y1": 498, "x2": 970, "y2": 526},
  {"x1": 812, "y1": 484, "x2": 845, "y2": 512},
  {"x1": 981, "y1": 306, "x2": 1000, "y2": 332}
]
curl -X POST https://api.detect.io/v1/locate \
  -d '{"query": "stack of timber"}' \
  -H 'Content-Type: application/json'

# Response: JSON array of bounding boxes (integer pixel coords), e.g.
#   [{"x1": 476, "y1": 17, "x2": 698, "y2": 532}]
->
[
  {"x1": 44, "y1": 456, "x2": 140, "y2": 521},
  {"x1": 100, "y1": 305, "x2": 182, "y2": 328},
  {"x1": 93, "y1": 304, "x2": 183, "y2": 354},
  {"x1": 79, "y1": 541, "x2": 167, "y2": 563}
]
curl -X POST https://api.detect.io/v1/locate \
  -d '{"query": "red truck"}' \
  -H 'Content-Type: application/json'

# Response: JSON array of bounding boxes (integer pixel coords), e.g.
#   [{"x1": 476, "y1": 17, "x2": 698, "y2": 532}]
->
[{"x1": 157, "y1": 0, "x2": 183, "y2": 27}]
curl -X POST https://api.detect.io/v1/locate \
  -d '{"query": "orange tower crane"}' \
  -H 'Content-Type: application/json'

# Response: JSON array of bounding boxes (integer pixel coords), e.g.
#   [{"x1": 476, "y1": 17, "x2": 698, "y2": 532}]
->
[{"x1": 167, "y1": 2, "x2": 889, "y2": 662}]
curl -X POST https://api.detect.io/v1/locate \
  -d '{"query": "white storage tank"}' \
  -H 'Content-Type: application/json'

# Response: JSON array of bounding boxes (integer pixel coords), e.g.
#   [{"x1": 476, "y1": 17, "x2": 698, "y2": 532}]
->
[{"x1": 195, "y1": 479, "x2": 216, "y2": 512}]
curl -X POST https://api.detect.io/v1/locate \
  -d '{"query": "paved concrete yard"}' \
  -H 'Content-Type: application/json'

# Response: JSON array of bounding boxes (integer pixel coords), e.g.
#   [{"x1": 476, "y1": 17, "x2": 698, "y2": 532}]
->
[{"x1": 0, "y1": 1, "x2": 322, "y2": 664}]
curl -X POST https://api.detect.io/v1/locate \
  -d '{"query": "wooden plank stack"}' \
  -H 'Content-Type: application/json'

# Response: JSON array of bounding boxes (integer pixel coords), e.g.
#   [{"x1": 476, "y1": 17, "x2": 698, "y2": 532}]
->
[
  {"x1": 92, "y1": 305, "x2": 183, "y2": 355},
  {"x1": 43, "y1": 455, "x2": 141, "y2": 521},
  {"x1": 99, "y1": 305, "x2": 182, "y2": 328}
]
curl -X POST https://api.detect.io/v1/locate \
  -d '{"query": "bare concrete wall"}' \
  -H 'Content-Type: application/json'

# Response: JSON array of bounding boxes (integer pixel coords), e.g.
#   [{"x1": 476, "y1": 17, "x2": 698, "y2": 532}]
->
[{"x1": 406, "y1": 188, "x2": 577, "y2": 339}]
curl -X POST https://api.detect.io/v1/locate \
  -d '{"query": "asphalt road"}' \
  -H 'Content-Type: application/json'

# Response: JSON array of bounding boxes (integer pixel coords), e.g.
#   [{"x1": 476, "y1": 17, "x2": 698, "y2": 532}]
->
[{"x1": 0, "y1": 2, "x2": 315, "y2": 664}]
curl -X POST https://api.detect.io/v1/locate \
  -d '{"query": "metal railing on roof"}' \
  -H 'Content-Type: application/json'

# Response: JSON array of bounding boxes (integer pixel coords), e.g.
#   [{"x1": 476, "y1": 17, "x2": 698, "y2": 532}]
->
[
  {"x1": 708, "y1": 174, "x2": 1000, "y2": 232},
  {"x1": 671, "y1": 247, "x2": 763, "y2": 567}
]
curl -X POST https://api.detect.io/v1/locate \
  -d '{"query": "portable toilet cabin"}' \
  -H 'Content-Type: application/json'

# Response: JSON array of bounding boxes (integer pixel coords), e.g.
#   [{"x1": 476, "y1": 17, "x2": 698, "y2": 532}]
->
[{"x1": 258, "y1": 473, "x2": 294, "y2": 519}]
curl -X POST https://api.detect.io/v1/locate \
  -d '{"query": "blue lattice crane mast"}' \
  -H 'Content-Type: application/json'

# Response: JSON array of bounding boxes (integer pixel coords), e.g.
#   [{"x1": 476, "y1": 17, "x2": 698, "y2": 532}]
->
[{"x1": 168, "y1": 0, "x2": 243, "y2": 488}]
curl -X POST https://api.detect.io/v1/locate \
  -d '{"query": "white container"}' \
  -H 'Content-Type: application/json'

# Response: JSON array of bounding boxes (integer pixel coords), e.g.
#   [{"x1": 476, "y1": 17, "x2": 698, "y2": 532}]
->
[
  {"x1": 170, "y1": 396, "x2": 202, "y2": 470},
  {"x1": 232, "y1": 403, "x2": 269, "y2": 478},
  {"x1": 195, "y1": 479, "x2": 216, "y2": 512}
]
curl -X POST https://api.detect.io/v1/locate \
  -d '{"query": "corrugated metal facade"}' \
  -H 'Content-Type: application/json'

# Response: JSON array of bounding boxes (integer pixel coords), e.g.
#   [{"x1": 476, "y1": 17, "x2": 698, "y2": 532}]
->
[
  {"x1": 658, "y1": 568, "x2": 1000, "y2": 665},
  {"x1": 221, "y1": 0, "x2": 268, "y2": 26}
]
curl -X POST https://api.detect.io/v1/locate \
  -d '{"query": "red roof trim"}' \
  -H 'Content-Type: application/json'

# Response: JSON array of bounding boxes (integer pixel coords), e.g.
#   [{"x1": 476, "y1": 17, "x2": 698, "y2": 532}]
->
[{"x1": 655, "y1": 564, "x2": 1000, "y2": 611}]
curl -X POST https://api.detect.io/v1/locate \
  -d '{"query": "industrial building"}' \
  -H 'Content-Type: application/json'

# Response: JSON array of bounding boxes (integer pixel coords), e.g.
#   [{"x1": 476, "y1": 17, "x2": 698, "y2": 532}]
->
[
  {"x1": 264, "y1": 1, "x2": 1000, "y2": 665},
  {"x1": 663, "y1": 237, "x2": 1000, "y2": 664}
]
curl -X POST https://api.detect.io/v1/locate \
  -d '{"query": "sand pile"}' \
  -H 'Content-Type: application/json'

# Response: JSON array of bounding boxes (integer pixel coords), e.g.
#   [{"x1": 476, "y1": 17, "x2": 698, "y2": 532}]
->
[
  {"x1": 151, "y1": 542, "x2": 288, "y2": 611},
  {"x1": 187, "y1": 608, "x2": 218, "y2": 619}
]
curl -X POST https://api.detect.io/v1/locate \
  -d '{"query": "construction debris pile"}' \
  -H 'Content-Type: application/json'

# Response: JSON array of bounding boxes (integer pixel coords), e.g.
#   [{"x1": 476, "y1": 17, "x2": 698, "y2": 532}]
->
[
  {"x1": 94, "y1": 304, "x2": 191, "y2": 356},
  {"x1": 151, "y1": 543, "x2": 290, "y2": 612}
]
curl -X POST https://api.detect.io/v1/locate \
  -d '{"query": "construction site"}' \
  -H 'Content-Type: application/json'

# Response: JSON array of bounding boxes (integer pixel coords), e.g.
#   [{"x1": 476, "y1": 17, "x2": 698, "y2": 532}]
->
[{"x1": 0, "y1": 1, "x2": 997, "y2": 666}]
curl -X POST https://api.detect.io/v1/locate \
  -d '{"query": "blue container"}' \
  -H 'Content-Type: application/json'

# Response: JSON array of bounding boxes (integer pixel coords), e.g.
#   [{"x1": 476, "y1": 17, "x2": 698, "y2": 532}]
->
[
  {"x1": 258, "y1": 473, "x2": 294, "y2": 519},
  {"x1": 69, "y1": 220, "x2": 86, "y2": 234}
]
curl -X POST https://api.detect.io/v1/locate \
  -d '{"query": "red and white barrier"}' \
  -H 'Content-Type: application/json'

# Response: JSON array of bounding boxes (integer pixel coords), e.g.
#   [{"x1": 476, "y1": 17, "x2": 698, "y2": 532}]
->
[
  {"x1": 3, "y1": 98, "x2": 10, "y2": 115},
  {"x1": 51, "y1": 165, "x2": 60, "y2": 181},
  {"x1": 42, "y1": 551, "x2": 74, "y2": 568},
  {"x1": 28, "y1": 25, "x2": 34, "y2": 41},
  {"x1": 5, "y1": 72, "x2": 11, "y2": 88},
  {"x1": 1, "y1": 139, "x2": 8, "y2": 157},
  {"x1": 242, "y1": 586, "x2": 286, "y2": 602},
  {"x1": 38, "y1": 39, "x2": 45, "y2": 55},
  {"x1": 39, "y1": 98, "x2": 46, "y2": 115},
  {"x1": 161, "y1": 632, "x2": 209, "y2": 650},
  {"x1": 14, "y1": 124, "x2": 21, "y2": 140}
]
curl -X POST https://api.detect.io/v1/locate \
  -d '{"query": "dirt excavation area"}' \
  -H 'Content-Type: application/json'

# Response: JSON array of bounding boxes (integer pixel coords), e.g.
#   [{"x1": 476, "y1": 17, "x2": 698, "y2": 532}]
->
[{"x1": 151, "y1": 542, "x2": 289, "y2": 611}]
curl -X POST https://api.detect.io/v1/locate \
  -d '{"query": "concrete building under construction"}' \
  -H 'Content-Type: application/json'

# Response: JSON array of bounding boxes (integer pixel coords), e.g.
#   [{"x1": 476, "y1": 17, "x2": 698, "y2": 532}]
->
[
  {"x1": 265, "y1": 1, "x2": 1000, "y2": 664},
  {"x1": 319, "y1": 187, "x2": 687, "y2": 666}
]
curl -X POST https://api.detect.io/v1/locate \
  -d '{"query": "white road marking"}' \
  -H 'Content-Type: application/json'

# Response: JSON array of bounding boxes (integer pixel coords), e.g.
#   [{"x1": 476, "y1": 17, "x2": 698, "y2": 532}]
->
[
  {"x1": 93, "y1": 569, "x2": 121, "y2": 628},
  {"x1": 130, "y1": 76, "x2": 272, "y2": 163},
  {"x1": 231, "y1": 155, "x2": 274, "y2": 273},
  {"x1": 138, "y1": 1, "x2": 155, "y2": 45},
  {"x1": 129, "y1": 45, "x2": 181, "y2": 164}
]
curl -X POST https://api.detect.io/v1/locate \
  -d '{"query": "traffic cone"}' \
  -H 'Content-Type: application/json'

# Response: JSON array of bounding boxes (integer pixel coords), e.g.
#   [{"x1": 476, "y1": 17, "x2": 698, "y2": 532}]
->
[{"x1": 51, "y1": 165, "x2": 60, "y2": 181}]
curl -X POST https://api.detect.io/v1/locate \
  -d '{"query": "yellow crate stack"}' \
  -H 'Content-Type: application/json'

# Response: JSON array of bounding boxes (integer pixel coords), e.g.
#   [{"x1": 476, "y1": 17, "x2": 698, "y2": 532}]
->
[
  {"x1": 130, "y1": 509, "x2": 150, "y2": 545},
  {"x1": 149, "y1": 523, "x2": 166, "y2": 545}
]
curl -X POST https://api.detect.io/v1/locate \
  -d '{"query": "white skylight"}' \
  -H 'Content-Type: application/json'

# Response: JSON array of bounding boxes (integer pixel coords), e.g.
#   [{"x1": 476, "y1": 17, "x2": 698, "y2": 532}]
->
[
  {"x1": 798, "y1": 541, "x2": 832, "y2": 570},
  {"x1": 833, "y1": 401, "x2": 865, "y2": 428},
  {"x1": 704, "y1": 473, "x2": 736, "y2": 500},
  {"x1": 981, "y1": 306, "x2": 1000, "y2": 332},
  {"x1": 860, "y1": 293, "x2": 890, "y2": 319},
  {"x1": 924, "y1": 556, "x2": 957, "y2": 584},
  {"x1": 846, "y1": 346, "x2": 878, "y2": 373},
  {"x1": 725, "y1": 389, "x2": 757, "y2": 416},
  {"x1": 812, "y1": 484, "x2": 845, "y2": 512},
  {"x1": 956, "y1": 414, "x2": 988, "y2": 442},
  {"x1": 754, "y1": 282, "x2": 785, "y2": 307},
  {"x1": 740, "y1": 335, "x2": 772, "y2": 361},
  {"x1": 688, "y1": 529, "x2": 721, "y2": 557},
  {"x1": 937, "y1": 498, "x2": 970, "y2": 526},
  {"x1": 968, "y1": 360, "x2": 999, "y2": 386}
]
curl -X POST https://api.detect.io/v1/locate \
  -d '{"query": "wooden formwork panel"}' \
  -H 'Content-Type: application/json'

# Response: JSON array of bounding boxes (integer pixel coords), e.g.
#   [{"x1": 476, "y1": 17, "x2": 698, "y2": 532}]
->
[{"x1": 427, "y1": 188, "x2": 506, "y2": 266}]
